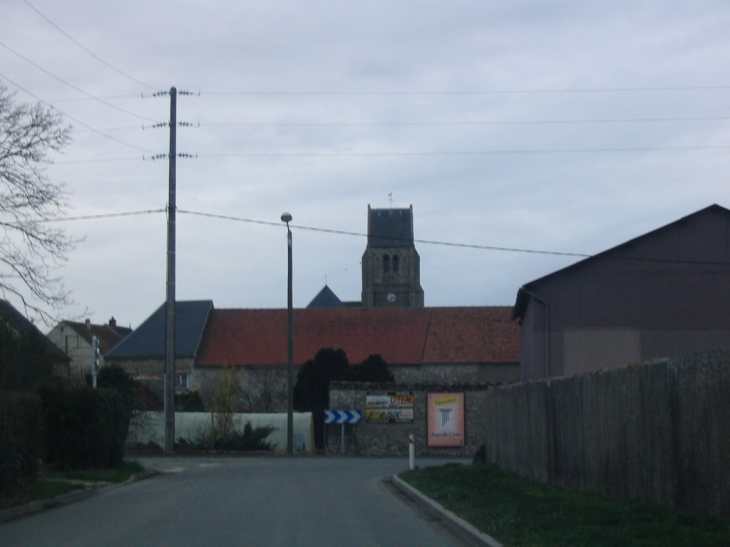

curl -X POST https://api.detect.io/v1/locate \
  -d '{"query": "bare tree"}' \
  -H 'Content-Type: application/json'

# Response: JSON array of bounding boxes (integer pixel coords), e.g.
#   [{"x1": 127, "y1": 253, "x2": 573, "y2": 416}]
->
[
  {"x1": 0, "y1": 84, "x2": 75, "y2": 323},
  {"x1": 210, "y1": 364, "x2": 243, "y2": 446},
  {"x1": 242, "y1": 367, "x2": 287, "y2": 413}
]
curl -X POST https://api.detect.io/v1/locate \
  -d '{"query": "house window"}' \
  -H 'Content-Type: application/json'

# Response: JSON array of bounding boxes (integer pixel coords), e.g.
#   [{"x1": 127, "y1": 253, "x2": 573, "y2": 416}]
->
[
  {"x1": 383, "y1": 254, "x2": 390, "y2": 273},
  {"x1": 392, "y1": 255, "x2": 399, "y2": 273},
  {"x1": 179, "y1": 374, "x2": 189, "y2": 390}
]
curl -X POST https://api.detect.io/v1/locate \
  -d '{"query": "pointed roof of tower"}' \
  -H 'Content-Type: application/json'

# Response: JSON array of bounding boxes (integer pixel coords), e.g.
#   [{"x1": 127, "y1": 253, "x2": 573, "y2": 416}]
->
[{"x1": 307, "y1": 285, "x2": 345, "y2": 308}]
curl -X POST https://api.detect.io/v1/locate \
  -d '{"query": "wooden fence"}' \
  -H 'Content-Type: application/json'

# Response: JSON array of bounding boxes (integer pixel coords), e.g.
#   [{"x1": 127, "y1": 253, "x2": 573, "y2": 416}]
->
[{"x1": 484, "y1": 349, "x2": 730, "y2": 517}]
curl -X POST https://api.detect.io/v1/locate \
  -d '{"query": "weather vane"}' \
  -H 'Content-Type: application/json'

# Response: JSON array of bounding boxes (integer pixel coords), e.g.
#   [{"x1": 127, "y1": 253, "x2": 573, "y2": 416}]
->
[{"x1": 388, "y1": 192, "x2": 393, "y2": 208}]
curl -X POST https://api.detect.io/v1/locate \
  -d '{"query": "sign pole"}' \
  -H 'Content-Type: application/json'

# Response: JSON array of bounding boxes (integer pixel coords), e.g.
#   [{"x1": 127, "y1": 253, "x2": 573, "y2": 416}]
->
[{"x1": 409, "y1": 434, "x2": 415, "y2": 470}]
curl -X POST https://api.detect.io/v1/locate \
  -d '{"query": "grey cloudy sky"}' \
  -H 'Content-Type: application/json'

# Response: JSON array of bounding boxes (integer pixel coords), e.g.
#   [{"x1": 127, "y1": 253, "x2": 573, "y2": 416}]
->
[{"x1": 1, "y1": 0, "x2": 729, "y2": 329}]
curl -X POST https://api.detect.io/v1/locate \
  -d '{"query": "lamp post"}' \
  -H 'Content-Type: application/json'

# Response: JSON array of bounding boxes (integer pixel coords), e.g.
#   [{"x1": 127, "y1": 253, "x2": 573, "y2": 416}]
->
[{"x1": 281, "y1": 212, "x2": 294, "y2": 456}]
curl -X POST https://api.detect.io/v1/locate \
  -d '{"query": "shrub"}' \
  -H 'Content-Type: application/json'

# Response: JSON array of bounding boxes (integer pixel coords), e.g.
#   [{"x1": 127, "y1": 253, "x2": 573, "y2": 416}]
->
[
  {"x1": 176, "y1": 421, "x2": 275, "y2": 452},
  {"x1": 39, "y1": 387, "x2": 128, "y2": 470},
  {"x1": 182, "y1": 391, "x2": 205, "y2": 412},
  {"x1": 0, "y1": 391, "x2": 43, "y2": 492}
]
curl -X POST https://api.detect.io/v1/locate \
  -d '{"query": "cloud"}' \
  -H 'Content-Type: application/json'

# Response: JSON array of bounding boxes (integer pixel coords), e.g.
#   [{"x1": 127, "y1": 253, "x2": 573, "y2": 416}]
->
[{"x1": 0, "y1": 0, "x2": 728, "y2": 327}]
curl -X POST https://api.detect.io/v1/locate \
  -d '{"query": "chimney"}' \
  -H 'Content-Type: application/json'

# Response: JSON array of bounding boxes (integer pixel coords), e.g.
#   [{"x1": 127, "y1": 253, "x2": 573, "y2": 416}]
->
[
  {"x1": 85, "y1": 318, "x2": 91, "y2": 329},
  {"x1": 109, "y1": 317, "x2": 117, "y2": 328}
]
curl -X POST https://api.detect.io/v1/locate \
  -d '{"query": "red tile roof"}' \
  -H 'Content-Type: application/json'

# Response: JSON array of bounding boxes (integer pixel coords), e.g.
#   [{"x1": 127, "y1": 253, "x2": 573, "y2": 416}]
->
[
  {"x1": 195, "y1": 307, "x2": 519, "y2": 367},
  {"x1": 423, "y1": 307, "x2": 520, "y2": 364},
  {"x1": 65, "y1": 321, "x2": 131, "y2": 353}
]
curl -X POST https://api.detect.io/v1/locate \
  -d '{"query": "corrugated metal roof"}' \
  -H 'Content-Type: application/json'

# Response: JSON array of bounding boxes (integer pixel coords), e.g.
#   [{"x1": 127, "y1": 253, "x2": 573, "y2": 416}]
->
[{"x1": 513, "y1": 204, "x2": 730, "y2": 320}]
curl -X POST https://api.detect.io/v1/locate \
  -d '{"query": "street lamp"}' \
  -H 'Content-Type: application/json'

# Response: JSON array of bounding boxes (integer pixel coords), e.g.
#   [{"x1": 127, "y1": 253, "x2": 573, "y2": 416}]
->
[{"x1": 281, "y1": 212, "x2": 294, "y2": 456}]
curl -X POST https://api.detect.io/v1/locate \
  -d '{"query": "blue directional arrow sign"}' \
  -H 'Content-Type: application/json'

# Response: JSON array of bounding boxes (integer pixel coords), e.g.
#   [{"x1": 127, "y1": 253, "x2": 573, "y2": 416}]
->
[{"x1": 324, "y1": 410, "x2": 362, "y2": 424}]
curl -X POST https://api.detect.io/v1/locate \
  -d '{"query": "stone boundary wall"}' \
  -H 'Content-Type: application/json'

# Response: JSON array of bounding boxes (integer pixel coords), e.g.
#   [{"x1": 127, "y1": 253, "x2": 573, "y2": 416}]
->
[
  {"x1": 329, "y1": 382, "x2": 493, "y2": 457},
  {"x1": 484, "y1": 349, "x2": 730, "y2": 518}
]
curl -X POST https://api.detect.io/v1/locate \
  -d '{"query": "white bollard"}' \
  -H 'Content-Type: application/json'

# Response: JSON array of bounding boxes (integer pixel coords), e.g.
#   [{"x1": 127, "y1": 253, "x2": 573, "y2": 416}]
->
[{"x1": 408, "y1": 434, "x2": 415, "y2": 470}]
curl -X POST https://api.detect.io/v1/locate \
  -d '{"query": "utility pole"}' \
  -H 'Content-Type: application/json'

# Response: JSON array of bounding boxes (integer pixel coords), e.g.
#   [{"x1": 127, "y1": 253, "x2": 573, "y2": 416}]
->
[
  {"x1": 91, "y1": 335, "x2": 99, "y2": 389},
  {"x1": 164, "y1": 87, "x2": 177, "y2": 454},
  {"x1": 148, "y1": 87, "x2": 194, "y2": 453}
]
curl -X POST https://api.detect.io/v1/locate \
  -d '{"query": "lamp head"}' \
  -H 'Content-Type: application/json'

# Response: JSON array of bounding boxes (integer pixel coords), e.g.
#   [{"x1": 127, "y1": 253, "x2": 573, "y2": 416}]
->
[{"x1": 280, "y1": 212, "x2": 292, "y2": 223}]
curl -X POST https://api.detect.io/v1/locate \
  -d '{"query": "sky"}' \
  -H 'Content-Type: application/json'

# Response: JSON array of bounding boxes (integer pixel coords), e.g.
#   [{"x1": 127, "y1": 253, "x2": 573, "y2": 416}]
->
[{"x1": 1, "y1": 0, "x2": 729, "y2": 330}]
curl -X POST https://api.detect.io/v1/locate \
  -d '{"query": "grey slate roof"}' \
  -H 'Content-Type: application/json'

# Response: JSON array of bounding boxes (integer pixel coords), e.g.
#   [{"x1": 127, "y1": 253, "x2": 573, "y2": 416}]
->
[
  {"x1": 368, "y1": 206, "x2": 413, "y2": 247},
  {"x1": 0, "y1": 300, "x2": 70, "y2": 363},
  {"x1": 306, "y1": 285, "x2": 345, "y2": 308},
  {"x1": 105, "y1": 300, "x2": 213, "y2": 359}
]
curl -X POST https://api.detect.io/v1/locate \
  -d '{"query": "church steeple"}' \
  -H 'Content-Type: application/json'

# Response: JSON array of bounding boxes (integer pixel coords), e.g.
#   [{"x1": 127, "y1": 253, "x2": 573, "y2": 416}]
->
[{"x1": 361, "y1": 204, "x2": 424, "y2": 308}]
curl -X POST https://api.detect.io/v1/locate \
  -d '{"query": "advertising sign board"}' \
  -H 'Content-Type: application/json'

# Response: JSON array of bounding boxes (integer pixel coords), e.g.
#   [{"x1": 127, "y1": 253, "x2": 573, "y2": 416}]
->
[
  {"x1": 366, "y1": 391, "x2": 414, "y2": 423},
  {"x1": 427, "y1": 393, "x2": 465, "y2": 447}
]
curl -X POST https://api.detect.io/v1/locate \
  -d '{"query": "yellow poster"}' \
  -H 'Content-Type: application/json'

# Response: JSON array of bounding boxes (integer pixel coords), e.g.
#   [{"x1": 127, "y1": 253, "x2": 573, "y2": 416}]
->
[
  {"x1": 427, "y1": 393, "x2": 465, "y2": 447},
  {"x1": 366, "y1": 391, "x2": 414, "y2": 423}
]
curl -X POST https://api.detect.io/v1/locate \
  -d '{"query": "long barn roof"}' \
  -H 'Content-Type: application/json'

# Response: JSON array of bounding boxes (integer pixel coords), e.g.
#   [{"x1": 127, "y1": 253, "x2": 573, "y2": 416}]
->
[{"x1": 194, "y1": 306, "x2": 519, "y2": 367}]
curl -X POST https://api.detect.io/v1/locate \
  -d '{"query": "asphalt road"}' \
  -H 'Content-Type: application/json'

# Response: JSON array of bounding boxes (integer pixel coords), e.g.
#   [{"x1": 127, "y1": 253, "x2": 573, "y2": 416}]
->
[{"x1": 0, "y1": 456, "x2": 470, "y2": 547}]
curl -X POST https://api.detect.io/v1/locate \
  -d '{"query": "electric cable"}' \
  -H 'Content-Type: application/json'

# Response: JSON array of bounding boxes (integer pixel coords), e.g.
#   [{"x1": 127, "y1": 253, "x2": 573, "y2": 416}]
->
[
  {"x1": 0, "y1": 41, "x2": 157, "y2": 122},
  {"x1": 21, "y1": 0, "x2": 159, "y2": 91},
  {"x1": 0, "y1": 72, "x2": 158, "y2": 154}
]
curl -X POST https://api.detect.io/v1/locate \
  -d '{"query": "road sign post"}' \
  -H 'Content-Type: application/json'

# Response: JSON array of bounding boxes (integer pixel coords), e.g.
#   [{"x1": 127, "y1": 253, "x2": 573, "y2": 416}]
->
[{"x1": 324, "y1": 410, "x2": 362, "y2": 454}]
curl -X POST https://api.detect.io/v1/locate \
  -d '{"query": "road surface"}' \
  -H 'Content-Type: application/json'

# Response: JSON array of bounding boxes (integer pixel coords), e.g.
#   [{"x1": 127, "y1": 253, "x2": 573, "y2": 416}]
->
[{"x1": 0, "y1": 456, "x2": 470, "y2": 547}]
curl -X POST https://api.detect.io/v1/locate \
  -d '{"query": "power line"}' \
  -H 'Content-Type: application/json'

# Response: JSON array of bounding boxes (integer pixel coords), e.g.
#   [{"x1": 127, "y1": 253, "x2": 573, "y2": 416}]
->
[
  {"x1": 45, "y1": 95, "x2": 144, "y2": 103},
  {"x1": 176, "y1": 209, "x2": 589, "y2": 258},
  {"x1": 23, "y1": 207, "x2": 730, "y2": 266},
  {"x1": 53, "y1": 157, "x2": 144, "y2": 164},
  {"x1": 200, "y1": 116, "x2": 730, "y2": 127},
  {"x1": 202, "y1": 85, "x2": 730, "y2": 96},
  {"x1": 0, "y1": 41, "x2": 157, "y2": 122},
  {"x1": 51, "y1": 141, "x2": 730, "y2": 164},
  {"x1": 198, "y1": 145, "x2": 730, "y2": 159},
  {"x1": 174, "y1": 209, "x2": 730, "y2": 266},
  {"x1": 26, "y1": 209, "x2": 165, "y2": 223},
  {"x1": 21, "y1": 0, "x2": 159, "y2": 91},
  {"x1": 68, "y1": 114, "x2": 730, "y2": 139},
  {"x1": 0, "y1": 72, "x2": 157, "y2": 154},
  {"x1": 74, "y1": 126, "x2": 145, "y2": 133}
]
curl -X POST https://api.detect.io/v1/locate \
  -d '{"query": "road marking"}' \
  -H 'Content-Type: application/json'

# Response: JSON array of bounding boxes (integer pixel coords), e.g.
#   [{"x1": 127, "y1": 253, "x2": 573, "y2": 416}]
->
[{"x1": 162, "y1": 467, "x2": 185, "y2": 473}]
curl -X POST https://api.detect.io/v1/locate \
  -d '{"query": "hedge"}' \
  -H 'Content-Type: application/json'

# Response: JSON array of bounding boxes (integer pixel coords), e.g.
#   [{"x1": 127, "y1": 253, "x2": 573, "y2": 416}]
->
[
  {"x1": 39, "y1": 387, "x2": 129, "y2": 470},
  {"x1": 0, "y1": 391, "x2": 43, "y2": 492}
]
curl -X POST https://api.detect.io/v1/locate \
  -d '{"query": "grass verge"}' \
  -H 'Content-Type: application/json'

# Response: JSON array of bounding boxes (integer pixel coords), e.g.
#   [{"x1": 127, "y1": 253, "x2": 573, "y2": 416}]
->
[
  {"x1": 1, "y1": 461, "x2": 144, "y2": 510},
  {"x1": 0, "y1": 481, "x2": 84, "y2": 510},
  {"x1": 400, "y1": 463, "x2": 730, "y2": 547},
  {"x1": 45, "y1": 461, "x2": 145, "y2": 483}
]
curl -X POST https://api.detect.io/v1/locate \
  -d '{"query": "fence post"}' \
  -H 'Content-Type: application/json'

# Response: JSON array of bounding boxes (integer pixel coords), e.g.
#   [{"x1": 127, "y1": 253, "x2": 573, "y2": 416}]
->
[{"x1": 409, "y1": 434, "x2": 415, "y2": 470}]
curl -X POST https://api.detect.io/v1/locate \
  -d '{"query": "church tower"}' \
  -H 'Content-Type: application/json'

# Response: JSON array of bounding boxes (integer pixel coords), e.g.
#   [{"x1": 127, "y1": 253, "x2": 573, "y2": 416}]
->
[{"x1": 361, "y1": 205, "x2": 424, "y2": 308}]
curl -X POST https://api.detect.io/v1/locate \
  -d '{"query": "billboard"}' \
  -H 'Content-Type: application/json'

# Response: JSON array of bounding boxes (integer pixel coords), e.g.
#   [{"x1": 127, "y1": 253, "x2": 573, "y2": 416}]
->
[
  {"x1": 366, "y1": 391, "x2": 414, "y2": 423},
  {"x1": 427, "y1": 393, "x2": 465, "y2": 447}
]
